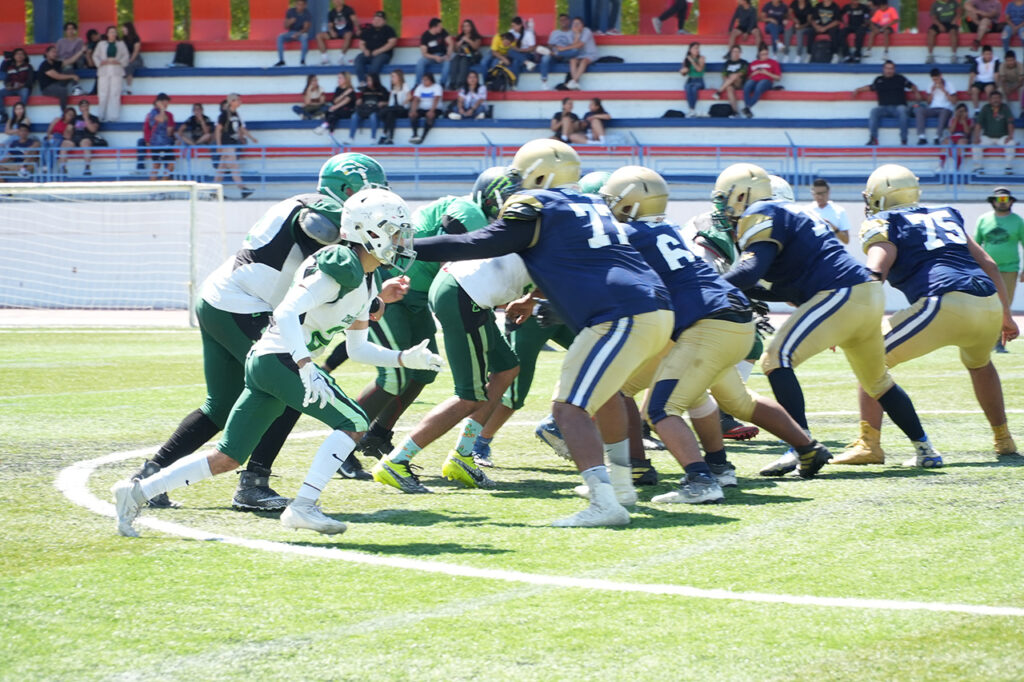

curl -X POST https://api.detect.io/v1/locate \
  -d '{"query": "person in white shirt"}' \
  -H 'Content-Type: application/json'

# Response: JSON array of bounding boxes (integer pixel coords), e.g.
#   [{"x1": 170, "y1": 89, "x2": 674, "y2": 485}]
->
[
  {"x1": 804, "y1": 178, "x2": 851, "y2": 244},
  {"x1": 409, "y1": 72, "x2": 442, "y2": 144},
  {"x1": 380, "y1": 68, "x2": 410, "y2": 144},
  {"x1": 449, "y1": 70, "x2": 488, "y2": 119},
  {"x1": 969, "y1": 44, "x2": 999, "y2": 111},
  {"x1": 916, "y1": 67, "x2": 957, "y2": 144}
]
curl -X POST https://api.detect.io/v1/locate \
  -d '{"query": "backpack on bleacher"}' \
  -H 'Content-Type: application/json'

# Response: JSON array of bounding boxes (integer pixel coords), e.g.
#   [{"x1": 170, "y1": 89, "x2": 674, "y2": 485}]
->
[
  {"x1": 486, "y1": 64, "x2": 516, "y2": 92},
  {"x1": 708, "y1": 103, "x2": 735, "y2": 118},
  {"x1": 171, "y1": 43, "x2": 195, "y2": 68},
  {"x1": 809, "y1": 36, "x2": 834, "y2": 64}
]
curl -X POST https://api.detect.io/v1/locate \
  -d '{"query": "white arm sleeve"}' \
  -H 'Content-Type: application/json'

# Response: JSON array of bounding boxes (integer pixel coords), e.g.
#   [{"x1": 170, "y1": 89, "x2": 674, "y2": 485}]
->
[
  {"x1": 345, "y1": 327, "x2": 403, "y2": 368},
  {"x1": 273, "y1": 272, "x2": 340, "y2": 363}
]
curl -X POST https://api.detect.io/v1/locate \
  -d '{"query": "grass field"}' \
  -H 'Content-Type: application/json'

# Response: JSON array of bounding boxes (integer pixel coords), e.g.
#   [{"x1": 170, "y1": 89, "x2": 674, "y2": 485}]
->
[{"x1": 2, "y1": 325, "x2": 1023, "y2": 681}]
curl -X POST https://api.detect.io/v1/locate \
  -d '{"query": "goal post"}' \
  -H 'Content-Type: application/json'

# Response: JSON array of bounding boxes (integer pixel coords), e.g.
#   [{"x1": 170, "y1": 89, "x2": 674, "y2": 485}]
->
[{"x1": 0, "y1": 181, "x2": 225, "y2": 326}]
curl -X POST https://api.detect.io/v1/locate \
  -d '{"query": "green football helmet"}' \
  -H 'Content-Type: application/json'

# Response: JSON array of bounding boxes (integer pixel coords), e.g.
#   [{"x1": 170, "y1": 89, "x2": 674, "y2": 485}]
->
[
  {"x1": 471, "y1": 166, "x2": 523, "y2": 220},
  {"x1": 318, "y1": 152, "x2": 388, "y2": 204},
  {"x1": 578, "y1": 171, "x2": 612, "y2": 195}
]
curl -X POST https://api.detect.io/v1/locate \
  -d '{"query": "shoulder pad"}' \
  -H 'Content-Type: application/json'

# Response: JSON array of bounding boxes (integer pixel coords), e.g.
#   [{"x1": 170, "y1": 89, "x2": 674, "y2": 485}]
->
[
  {"x1": 498, "y1": 193, "x2": 543, "y2": 222},
  {"x1": 859, "y1": 218, "x2": 891, "y2": 254},
  {"x1": 736, "y1": 213, "x2": 775, "y2": 250},
  {"x1": 297, "y1": 207, "x2": 341, "y2": 245},
  {"x1": 314, "y1": 245, "x2": 363, "y2": 290}
]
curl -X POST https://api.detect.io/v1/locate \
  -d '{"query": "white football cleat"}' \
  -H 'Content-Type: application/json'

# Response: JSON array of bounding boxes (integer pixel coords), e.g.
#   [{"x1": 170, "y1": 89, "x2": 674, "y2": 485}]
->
[
  {"x1": 652, "y1": 474, "x2": 725, "y2": 505},
  {"x1": 902, "y1": 440, "x2": 943, "y2": 468},
  {"x1": 111, "y1": 478, "x2": 145, "y2": 537},
  {"x1": 281, "y1": 501, "x2": 348, "y2": 534},
  {"x1": 553, "y1": 482, "x2": 630, "y2": 527}
]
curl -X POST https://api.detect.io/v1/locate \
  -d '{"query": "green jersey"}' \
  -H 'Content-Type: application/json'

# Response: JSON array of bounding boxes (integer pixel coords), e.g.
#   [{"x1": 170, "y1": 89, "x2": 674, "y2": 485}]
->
[
  {"x1": 974, "y1": 210, "x2": 1024, "y2": 272},
  {"x1": 407, "y1": 195, "x2": 488, "y2": 293}
]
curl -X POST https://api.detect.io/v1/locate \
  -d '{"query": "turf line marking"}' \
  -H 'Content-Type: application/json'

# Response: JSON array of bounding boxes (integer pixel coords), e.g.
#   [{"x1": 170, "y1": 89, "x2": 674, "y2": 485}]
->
[{"x1": 56, "y1": 445, "x2": 1024, "y2": 618}]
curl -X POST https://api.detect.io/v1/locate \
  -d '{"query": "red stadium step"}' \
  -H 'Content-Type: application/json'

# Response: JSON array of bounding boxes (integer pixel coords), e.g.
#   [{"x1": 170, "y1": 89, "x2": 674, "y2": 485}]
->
[
  {"x1": 190, "y1": 0, "x2": 232, "y2": 41},
  {"x1": 132, "y1": 0, "x2": 175, "y2": 41},
  {"x1": 0, "y1": 0, "x2": 26, "y2": 45}
]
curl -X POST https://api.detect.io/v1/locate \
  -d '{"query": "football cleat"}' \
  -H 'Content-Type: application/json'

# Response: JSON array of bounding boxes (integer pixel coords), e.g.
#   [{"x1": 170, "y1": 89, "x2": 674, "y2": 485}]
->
[
  {"x1": 994, "y1": 425, "x2": 1017, "y2": 456},
  {"x1": 797, "y1": 442, "x2": 832, "y2": 479},
  {"x1": 574, "y1": 464, "x2": 637, "y2": 505},
  {"x1": 232, "y1": 470, "x2": 291, "y2": 510},
  {"x1": 631, "y1": 458, "x2": 659, "y2": 486},
  {"x1": 111, "y1": 478, "x2": 146, "y2": 537},
  {"x1": 641, "y1": 422, "x2": 667, "y2": 450},
  {"x1": 133, "y1": 460, "x2": 180, "y2": 509},
  {"x1": 759, "y1": 449, "x2": 798, "y2": 476},
  {"x1": 441, "y1": 451, "x2": 495, "y2": 489},
  {"x1": 652, "y1": 473, "x2": 724, "y2": 504},
  {"x1": 720, "y1": 412, "x2": 759, "y2": 441},
  {"x1": 280, "y1": 501, "x2": 347, "y2": 534},
  {"x1": 902, "y1": 440, "x2": 943, "y2": 468},
  {"x1": 356, "y1": 430, "x2": 394, "y2": 460},
  {"x1": 472, "y1": 441, "x2": 494, "y2": 467},
  {"x1": 337, "y1": 454, "x2": 373, "y2": 481},
  {"x1": 552, "y1": 482, "x2": 630, "y2": 527},
  {"x1": 535, "y1": 415, "x2": 571, "y2": 460},
  {"x1": 707, "y1": 461, "x2": 738, "y2": 487},
  {"x1": 372, "y1": 458, "x2": 432, "y2": 493},
  {"x1": 830, "y1": 421, "x2": 885, "y2": 465}
]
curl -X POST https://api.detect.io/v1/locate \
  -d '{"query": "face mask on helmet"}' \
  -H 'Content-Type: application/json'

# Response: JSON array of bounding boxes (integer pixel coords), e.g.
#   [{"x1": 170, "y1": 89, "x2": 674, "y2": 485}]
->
[{"x1": 473, "y1": 167, "x2": 523, "y2": 220}]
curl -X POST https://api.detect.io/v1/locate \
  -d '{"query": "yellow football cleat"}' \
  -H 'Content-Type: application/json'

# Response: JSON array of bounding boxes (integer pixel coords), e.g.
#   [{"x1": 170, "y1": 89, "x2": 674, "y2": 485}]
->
[
  {"x1": 830, "y1": 421, "x2": 886, "y2": 465},
  {"x1": 371, "y1": 458, "x2": 431, "y2": 494},
  {"x1": 441, "y1": 451, "x2": 494, "y2": 489},
  {"x1": 994, "y1": 423, "x2": 1017, "y2": 456}
]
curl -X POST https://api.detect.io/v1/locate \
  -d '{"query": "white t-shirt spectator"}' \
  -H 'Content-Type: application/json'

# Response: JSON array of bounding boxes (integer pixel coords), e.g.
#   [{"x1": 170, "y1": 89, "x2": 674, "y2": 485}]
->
[
  {"x1": 412, "y1": 82, "x2": 443, "y2": 110},
  {"x1": 387, "y1": 86, "x2": 410, "y2": 108},
  {"x1": 459, "y1": 84, "x2": 487, "y2": 110},
  {"x1": 804, "y1": 200, "x2": 851, "y2": 237},
  {"x1": 926, "y1": 80, "x2": 957, "y2": 110}
]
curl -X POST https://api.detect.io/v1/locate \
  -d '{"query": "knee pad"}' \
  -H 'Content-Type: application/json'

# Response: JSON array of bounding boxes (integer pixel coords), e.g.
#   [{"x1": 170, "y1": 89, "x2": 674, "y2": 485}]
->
[{"x1": 687, "y1": 394, "x2": 718, "y2": 420}]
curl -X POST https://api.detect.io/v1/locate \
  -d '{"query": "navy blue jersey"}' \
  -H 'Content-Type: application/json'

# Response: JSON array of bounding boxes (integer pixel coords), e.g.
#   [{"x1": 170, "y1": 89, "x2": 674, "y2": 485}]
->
[
  {"x1": 736, "y1": 200, "x2": 871, "y2": 303},
  {"x1": 861, "y1": 205, "x2": 996, "y2": 303},
  {"x1": 624, "y1": 219, "x2": 747, "y2": 337}
]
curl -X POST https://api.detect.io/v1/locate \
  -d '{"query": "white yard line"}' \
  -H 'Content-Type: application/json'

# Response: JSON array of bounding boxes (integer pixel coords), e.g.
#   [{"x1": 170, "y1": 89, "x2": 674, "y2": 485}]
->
[{"x1": 55, "y1": 441, "x2": 1024, "y2": 618}]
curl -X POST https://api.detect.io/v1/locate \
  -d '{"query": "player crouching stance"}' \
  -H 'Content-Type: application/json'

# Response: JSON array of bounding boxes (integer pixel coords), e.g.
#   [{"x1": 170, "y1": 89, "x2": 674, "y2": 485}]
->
[
  {"x1": 112, "y1": 189, "x2": 443, "y2": 536},
  {"x1": 832, "y1": 165, "x2": 1019, "y2": 465}
]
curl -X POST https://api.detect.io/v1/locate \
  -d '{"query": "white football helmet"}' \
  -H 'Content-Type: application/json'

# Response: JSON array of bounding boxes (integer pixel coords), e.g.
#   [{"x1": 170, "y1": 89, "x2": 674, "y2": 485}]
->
[
  {"x1": 340, "y1": 188, "x2": 415, "y2": 271},
  {"x1": 768, "y1": 175, "x2": 794, "y2": 202}
]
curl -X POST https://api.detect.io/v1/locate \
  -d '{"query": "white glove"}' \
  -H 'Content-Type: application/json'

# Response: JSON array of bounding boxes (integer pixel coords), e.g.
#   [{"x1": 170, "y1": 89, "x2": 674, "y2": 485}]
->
[
  {"x1": 400, "y1": 339, "x2": 444, "y2": 372},
  {"x1": 298, "y1": 361, "x2": 333, "y2": 409}
]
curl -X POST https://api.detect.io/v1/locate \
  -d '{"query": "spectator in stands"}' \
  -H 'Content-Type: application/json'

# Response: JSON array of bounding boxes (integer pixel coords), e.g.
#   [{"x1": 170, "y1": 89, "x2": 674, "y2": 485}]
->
[
  {"x1": 316, "y1": 0, "x2": 358, "y2": 66},
  {"x1": 1005, "y1": 0, "x2": 1024, "y2": 54},
  {"x1": 539, "y1": 14, "x2": 579, "y2": 89},
  {"x1": 37, "y1": 45, "x2": 80, "y2": 111},
  {"x1": 415, "y1": 18, "x2": 453, "y2": 88},
  {"x1": 315, "y1": 72, "x2": 356, "y2": 135},
  {"x1": 680, "y1": 42, "x2": 707, "y2": 117},
  {"x1": 1, "y1": 102, "x2": 30, "y2": 155},
  {"x1": 713, "y1": 45, "x2": 749, "y2": 116},
  {"x1": 506, "y1": 17, "x2": 537, "y2": 71},
  {"x1": 180, "y1": 103, "x2": 214, "y2": 146},
  {"x1": 487, "y1": 32, "x2": 522, "y2": 82},
  {"x1": 742, "y1": 45, "x2": 782, "y2": 118},
  {"x1": 354, "y1": 11, "x2": 397, "y2": 84},
  {"x1": 141, "y1": 93, "x2": 176, "y2": 180},
  {"x1": 56, "y1": 22, "x2": 88, "y2": 71},
  {"x1": 348, "y1": 72, "x2": 387, "y2": 143},
  {"x1": 71, "y1": 99, "x2": 102, "y2": 176},
  {"x1": 965, "y1": 0, "x2": 1003, "y2": 53},
  {"x1": 810, "y1": 0, "x2": 843, "y2": 62},
  {"x1": 0, "y1": 124, "x2": 39, "y2": 178},
  {"x1": 293, "y1": 74, "x2": 327, "y2": 119},
  {"x1": 1, "y1": 48, "x2": 33, "y2": 108},
  {"x1": 841, "y1": 1, "x2": 872, "y2": 65},
  {"x1": 786, "y1": 0, "x2": 815, "y2": 63},
  {"x1": 380, "y1": 69, "x2": 410, "y2": 144},
  {"x1": 214, "y1": 94, "x2": 257, "y2": 199},
  {"x1": 926, "y1": 0, "x2": 962, "y2": 64},
  {"x1": 41, "y1": 106, "x2": 77, "y2": 174},
  {"x1": 970, "y1": 45, "x2": 1000, "y2": 112},
  {"x1": 274, "y1": 0, "x2": 313, "y2": 66},
  {"x1": 916, "y1": 67, "x2": 957, "y2": 144},
  {"x1": 83, "y1": 29, "x2": 100, "y2": 69},
  {"x1": 550, "y1": 97, "x2": 582, "y2": 142},
  {"x1": 948, "y1": 103, "x2": 974, "y2": 167},
  {"x1": 761, "y1": 0, "x2": 789, "y2": 57},
  {"x1": 864, "y1": 0, "x2": 898, "y2": 60},
  {"x1": 409, "y1": 73, "x2": 442, "y2": 144},
  {"x1": 804, "y1": 178, "x2": 851, "y2": 243},
  {"x1": 577, "y1": 97, "x2": 611, "y2": 143},
  {"x1": 973, "y1": 89, "x2": 1016, "y2": 173},
  {"x1": 652, "y1": 1, "x2": 690, "y2": 35},
  {"x1": 449, "y1": 71, "x2": 488, "y2": 120},
  {"x1": 975, "y1": 187, "x2": 1024, "y2": 352},
  {"x1": 726, "y1": 0, "x2": 762, "y2": 57},
  {"x1": 853, "y1": 59, "x2": 919, "y2": 145},
  {"x1": 120, "y1": 22, "x2": 143, "y2": 95},
  {"x1": 567, "y1": 16, "x2": 600, "y2": 90},
  {"x1": 592, "y1": 0, "x2": 622, "y2": 35},
  {"x1": 998, "y1": 51, "x2": 1024, "y2": 110},
  {"x1": 93, "y1": 27, "x2": 129, "y2": 122},
  {"x1": 448, "y1": 19, "x2": 484, "y2": 90}
]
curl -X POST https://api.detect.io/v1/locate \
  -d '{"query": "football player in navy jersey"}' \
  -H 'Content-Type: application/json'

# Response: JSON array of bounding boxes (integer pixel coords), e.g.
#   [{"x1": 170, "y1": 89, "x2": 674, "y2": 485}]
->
[
  {"x1": 411, "y1": 139, "x2": 675, "y2": 527},
  {"x1": 713, "y1": 162, "x2": 940, "y2": 473},
  {"x1": 598, "y1": 166, "x2": 834, "y2": 493},
  {"x1": 831, "y1": 164, "x2": 1019, "y2": 465}
]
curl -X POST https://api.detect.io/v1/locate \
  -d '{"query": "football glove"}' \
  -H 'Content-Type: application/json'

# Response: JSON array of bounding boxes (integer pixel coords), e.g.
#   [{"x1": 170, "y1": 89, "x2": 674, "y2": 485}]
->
[
  {"x1": 535, "y1": 299, "x2": 564, "y2": 328},
  {"x1": 299, "y1": 362, "x2": 333, "y2": 409},
  {"x1": 400, "y1": 340, "x2": 444, "y2": 372}
]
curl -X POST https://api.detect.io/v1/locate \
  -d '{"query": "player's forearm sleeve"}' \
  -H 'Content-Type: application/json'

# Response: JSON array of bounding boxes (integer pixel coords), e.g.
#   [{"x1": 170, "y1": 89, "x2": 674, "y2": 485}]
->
[
  {"x1": 413, "y1": 220, "x2": 534, "y2": 262},
  {"x1": 723, "y1": 241, "x2": 779, "y2": 291},
  {"x1": 273, "y1": 286, "x2": 321, "y2": 363},
  {"x1": 345, "y1": 327, "x2": 403, "y2": 367}
]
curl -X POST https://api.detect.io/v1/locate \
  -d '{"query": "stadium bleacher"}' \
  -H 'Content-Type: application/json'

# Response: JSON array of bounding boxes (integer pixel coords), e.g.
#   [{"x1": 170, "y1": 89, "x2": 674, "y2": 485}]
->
[{"x1": 2, "y1": 4, "x2": 1022, "y2": 199}]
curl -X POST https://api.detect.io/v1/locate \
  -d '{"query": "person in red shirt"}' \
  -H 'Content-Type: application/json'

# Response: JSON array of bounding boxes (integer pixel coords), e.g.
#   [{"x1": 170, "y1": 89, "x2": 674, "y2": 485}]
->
[{"x1": 742, "y1": 45, "x2": 782, "y2": 117}]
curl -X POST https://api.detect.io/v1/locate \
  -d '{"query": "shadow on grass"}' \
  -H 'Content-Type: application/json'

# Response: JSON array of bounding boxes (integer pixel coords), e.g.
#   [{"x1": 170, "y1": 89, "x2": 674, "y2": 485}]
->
[
  {"x1": 943, "y1": 455, "x2": 1024, "y2": 468},
  {"x1": 337, "y1": 508, "x2": 492, "y2": 526},
  {"x1": 487, "y1": 478, "x2": 584, "y2": 500},
  {"x1": 289, "y1": 540, "x2": 512, "y2": 556},
  {"x1": 627, "y1": 506, "x2": 741, "y2": 529}
]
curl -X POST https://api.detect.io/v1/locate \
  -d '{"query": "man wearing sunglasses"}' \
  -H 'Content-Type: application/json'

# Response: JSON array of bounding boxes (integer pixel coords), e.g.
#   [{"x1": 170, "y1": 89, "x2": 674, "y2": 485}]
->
[{"x1": 975, "y1": 187, "x2": 1024, "y2": 352}]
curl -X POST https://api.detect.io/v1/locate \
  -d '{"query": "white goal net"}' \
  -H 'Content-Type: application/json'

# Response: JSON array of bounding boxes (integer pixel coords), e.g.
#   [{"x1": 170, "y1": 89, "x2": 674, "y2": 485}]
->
[{"x1": 0, "y1": 182, "x2": 225, "y2": 324}]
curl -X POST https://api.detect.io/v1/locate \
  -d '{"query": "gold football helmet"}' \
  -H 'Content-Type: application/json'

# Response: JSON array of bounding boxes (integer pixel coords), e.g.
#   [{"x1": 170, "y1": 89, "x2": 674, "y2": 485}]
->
[
  {"x1": 599, "y1": 166, "x2": 670, "y2": 221},
  {"x1": 511, "y1": 139, "x2": 582, "y2": 190},
  {"x1": 863, "y1": 164, "x2": 920, "y2": 215},
  {"x1": 712, "y1": 163, "x2": 772, "y2": 221}
]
